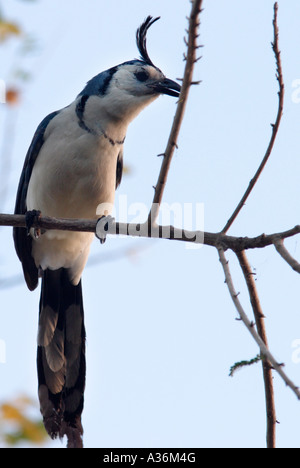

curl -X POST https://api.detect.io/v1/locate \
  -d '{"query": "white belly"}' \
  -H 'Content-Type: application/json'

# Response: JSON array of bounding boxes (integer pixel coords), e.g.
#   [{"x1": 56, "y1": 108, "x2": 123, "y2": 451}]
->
[{"x1": 26, "y1": 110, "x2": 120, "y2": 284}]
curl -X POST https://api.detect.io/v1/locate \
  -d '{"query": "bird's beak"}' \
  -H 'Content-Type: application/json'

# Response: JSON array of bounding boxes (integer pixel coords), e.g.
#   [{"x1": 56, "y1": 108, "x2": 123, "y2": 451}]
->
[{"x1": 150, "y1": 78, "x2": 181, "y2": 97}]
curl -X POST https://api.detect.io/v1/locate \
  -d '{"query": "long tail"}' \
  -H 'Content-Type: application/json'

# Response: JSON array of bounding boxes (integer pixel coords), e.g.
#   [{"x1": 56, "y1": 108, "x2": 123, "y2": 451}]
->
[{"x1": 37, "y1": 268, "x2": 86, "y2": 448}]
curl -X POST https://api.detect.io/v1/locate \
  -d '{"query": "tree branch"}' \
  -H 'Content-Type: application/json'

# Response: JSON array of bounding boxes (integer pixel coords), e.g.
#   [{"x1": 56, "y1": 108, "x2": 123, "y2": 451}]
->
[
  {"x1": 274, "y1": 239, "x2": 300, "y2": 274},
  {"x1": 2, "y1": 213, "x2": 300, "y2": 252},
  {"x1": 221, "y1": 2, "x2": 284, "y2": 234},
  {"x1": 218, "y1": 247, "x2": 300, "y2": 401},
  {"x1": 148, "y1": 0, "x2": 203, "y2": 225},
  {"x1": 236, "y1": 250, "x2": 276, "y2": 449}
]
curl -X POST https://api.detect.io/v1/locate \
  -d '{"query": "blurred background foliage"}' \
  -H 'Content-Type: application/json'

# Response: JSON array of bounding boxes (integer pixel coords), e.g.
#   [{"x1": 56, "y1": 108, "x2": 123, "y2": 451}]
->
[
  {"x1": 0, "y1": 0, "x2": 47, "y2": 448},
  {"x1": 0, "y1": 396, "x2": 47, "y2": 447}
]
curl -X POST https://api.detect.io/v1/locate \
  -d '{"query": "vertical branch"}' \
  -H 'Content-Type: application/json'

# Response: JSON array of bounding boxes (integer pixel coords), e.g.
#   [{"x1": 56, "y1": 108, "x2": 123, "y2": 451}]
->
[
  {"x1": 236, "y1": 250, "x2": 276, "y2": 449},
  {"x1": 221, "y1": 2, "x2": 284, "y2": 234},
  {"x1": 148, "y1": 0, "x2": 203, "y2": 225}
]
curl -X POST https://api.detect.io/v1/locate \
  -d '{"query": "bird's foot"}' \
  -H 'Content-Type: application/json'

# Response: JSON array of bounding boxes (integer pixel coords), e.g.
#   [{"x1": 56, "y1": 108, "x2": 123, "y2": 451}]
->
[
  {"x1": 96, "y1": 215, "x2": 115, "y2": 244},
  {"x1": 25, "y1": 209, "x2": 42, "y2": 238}
]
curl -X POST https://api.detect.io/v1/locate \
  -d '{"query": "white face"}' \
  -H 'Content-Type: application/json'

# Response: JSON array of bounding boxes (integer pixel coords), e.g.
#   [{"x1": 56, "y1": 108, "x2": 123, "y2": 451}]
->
[
  {"x1": 99, "y1": 63, "x2": 164, "y2": 123},
  {"x1": 112, "y1": 63, "x2": 166, "y2": 97},
  {"x1": 95, "y1": 62, "x2": 180, "y2": 125}
]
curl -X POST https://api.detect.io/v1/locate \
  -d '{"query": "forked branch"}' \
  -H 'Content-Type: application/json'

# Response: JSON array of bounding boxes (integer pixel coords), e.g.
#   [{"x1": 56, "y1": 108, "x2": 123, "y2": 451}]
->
[
  {"x1": 218, "y1": 248, "x2": 300, "y2": 401},
  {"x1": 221, "y1": 2, "x2": 284, "y2": 234}
]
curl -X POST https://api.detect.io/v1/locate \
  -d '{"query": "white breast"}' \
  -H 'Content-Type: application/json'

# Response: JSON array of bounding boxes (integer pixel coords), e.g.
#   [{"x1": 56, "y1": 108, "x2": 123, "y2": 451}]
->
[{"x1": 26, "y1": 103, "x2": 122, "y2": 284}]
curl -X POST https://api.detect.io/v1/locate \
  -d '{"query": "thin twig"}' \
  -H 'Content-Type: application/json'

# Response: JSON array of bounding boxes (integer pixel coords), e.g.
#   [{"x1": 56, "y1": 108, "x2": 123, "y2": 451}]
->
[
  {"x1": 148, "y1": 0, "x2": 203, "y2": 225},
  {"x1": 229, "y1": 354, "x2": 261, "y2": 377},
  {"x1": 274, "y1": 238, "x2": 300, "y2": 274},
  {"x1": 221, "y1": 2, "x2": 284, "y2": 234},
  {"x1": 236, "y1": 250, "x2": 276, "y2": 449},
  {"x1": 218, "y1": 247, "x2": 300, "y2": 401}
]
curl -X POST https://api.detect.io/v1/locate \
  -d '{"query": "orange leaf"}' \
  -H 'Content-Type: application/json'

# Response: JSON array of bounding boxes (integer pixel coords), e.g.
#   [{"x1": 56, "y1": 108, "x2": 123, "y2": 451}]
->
[
  {"x1": 0, "y1": 20, "x2": 21, "y2": 42},
  {"x1": 5, "y1": 88, "x2": 20, "y2": 105}
]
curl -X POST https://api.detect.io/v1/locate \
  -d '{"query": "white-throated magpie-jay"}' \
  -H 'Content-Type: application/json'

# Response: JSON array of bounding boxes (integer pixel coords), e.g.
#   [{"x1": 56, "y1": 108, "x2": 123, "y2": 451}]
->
[{"x1": 13, "y1": 16, "x2": 180, "y2": 448}]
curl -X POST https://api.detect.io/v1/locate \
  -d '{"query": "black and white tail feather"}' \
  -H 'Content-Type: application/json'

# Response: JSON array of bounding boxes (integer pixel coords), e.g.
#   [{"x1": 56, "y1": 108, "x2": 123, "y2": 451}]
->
[{"x1": 37, "y1": 269, "x2": 86, "y2": 448}]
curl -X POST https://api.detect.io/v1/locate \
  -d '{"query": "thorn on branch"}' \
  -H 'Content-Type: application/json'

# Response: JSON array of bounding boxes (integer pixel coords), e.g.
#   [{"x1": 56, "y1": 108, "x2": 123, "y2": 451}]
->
[{"x1": 277, "y1": 362, "x2": 285, "y2": 368}]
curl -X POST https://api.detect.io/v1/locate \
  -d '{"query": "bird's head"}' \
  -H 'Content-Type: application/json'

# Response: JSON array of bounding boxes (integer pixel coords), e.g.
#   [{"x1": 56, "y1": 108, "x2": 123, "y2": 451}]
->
[{"x1": 78, "y1": 16, "x2": 181, "y2": 123}]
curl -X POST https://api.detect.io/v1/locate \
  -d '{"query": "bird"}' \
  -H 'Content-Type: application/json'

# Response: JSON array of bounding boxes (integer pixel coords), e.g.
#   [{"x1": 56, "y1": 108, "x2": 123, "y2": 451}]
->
[{"x1": 13, "y1": 16, "x2": 181, "y2": 448}]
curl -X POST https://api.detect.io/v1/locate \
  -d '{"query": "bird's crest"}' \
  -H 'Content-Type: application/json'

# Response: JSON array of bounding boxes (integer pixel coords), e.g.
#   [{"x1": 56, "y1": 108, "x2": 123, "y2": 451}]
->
[{"x1": 136, "y1": 16, "x2": 160, "y2": 67}]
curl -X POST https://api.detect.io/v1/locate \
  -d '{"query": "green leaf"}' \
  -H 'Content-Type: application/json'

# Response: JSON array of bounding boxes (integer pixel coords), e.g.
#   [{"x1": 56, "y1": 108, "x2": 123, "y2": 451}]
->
[{"x1": 229, "y1": 354, "x2": 261, "y2": 377}]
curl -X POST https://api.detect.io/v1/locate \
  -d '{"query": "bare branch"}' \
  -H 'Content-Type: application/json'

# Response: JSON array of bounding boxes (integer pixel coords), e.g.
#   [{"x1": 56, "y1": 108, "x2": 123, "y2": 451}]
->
[
  {"x1": 218, "y1": 247, "x2": 300, "y2": 401},
  {"x1": 221, "y1": 2, "x2": 284, "y2": 234},
  {"x1": 236, "y1": 250, "x2": 276, "y2": 449},
  {"x1": 3, "y1": 213, "x2": 97, "y2": 232},
  {"x1": 274, "y1": 239, "x2": 300, "y2": 274},
  {"x1": 2, "y1": 213, "x2": 300, "y2": 252},
  {"x1": 148, "y1": 0, "x2": 203, "y2": 225}
]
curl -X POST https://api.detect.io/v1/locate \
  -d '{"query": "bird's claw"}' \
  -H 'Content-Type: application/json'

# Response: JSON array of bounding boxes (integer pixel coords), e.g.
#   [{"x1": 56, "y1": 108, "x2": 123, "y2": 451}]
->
[
  {"x1": 96, "y1": 215, "x2": 115, "y2": 244},
  {"x1": 25, "y1": 209, "x2": 42, "y2": 238}
]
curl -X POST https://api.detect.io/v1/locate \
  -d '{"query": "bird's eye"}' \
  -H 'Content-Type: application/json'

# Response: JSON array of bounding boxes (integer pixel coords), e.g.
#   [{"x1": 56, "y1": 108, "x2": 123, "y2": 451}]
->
[{"x1": 135, "y1": 70, "x2": 149, "y2": 82}]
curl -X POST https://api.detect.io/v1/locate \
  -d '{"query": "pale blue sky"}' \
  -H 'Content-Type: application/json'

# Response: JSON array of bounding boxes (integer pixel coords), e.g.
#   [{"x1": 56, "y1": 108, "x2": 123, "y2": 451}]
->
[{"x1": 1, "y1": 0, "x2": 300, "y2": 448}]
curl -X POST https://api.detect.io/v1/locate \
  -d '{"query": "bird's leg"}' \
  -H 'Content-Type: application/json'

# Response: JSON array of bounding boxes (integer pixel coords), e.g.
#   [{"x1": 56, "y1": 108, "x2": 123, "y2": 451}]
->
[
  {"x1": 96, "y1": 215, "x2": 115, "y2": 244},
  {"x1": 25, "y1": 209, "x2": 42, "y2": 238}
]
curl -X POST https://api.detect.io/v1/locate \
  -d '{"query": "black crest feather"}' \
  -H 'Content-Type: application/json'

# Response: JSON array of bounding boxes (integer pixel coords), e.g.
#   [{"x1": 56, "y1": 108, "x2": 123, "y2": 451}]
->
[{"x1": 136, "y1": 16, "x2": 160, "y2": 67}]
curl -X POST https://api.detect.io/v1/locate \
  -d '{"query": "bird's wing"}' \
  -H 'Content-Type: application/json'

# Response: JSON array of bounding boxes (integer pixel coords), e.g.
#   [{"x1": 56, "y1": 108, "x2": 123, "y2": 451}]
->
[
  {"x1": 13, "y1": 110, "x2": 60, "y2": 291},
  {"x1": 116, "y1": 148, "x2": 123, "y2": 189}
]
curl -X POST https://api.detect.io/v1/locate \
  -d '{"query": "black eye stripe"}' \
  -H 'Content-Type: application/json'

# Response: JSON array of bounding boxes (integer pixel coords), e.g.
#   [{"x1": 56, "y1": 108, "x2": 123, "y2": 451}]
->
[{"x1": 135, "y1": 70, "x2": 149, "y2": 82}]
